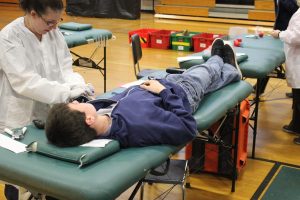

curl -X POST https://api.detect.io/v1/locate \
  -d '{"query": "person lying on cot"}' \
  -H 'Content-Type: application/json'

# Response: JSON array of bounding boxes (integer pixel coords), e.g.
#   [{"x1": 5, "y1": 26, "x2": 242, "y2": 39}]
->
[{"x1": 45, "y1": 39, "x2": 242, "y2": 148}]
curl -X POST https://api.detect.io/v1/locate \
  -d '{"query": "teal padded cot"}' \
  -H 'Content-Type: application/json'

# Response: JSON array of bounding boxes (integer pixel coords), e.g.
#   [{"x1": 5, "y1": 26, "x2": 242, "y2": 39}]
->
[
  {"x1": 60, "y1": 23, "x2": 113, "y2": 92},
  {"x1": 230, "y1": 35, "x2": 286, "y2": 99},
  {"x1": 0, "y1": 81, "x2": 252, "y2": 199},
  {"x1": 230, "y1": 34, "x2": 285, "y2": 81},
  {"x1": 179, "y1": 47, "x2": 284, "y2": 78},
  {"x1": 233, "y1": 47, "x2": 285, "y2": 78},
  {"x1": 231, "y1": 35, "x2": 284, "y2": 52},
  {"x1": 61, "y1": 29, "x2": 112, "y2": 48}
]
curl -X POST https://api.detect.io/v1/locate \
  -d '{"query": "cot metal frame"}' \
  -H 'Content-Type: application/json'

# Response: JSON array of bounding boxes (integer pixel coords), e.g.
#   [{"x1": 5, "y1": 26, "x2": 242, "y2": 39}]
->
[{"x1": 70, "y1": 39, "x2": 108, "y2": 92}]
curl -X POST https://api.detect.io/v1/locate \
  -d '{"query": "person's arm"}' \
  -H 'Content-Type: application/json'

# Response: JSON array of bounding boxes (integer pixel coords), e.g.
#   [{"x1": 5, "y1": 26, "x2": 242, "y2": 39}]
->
[
  {"x1": 140, "y1": 79, "x2": 166, "y2": 94},
  {"x1": 57, "y1": 31, "x2": 86, "y2": 86},
  {"x1": 56, "y1": 32, "x2": 94, "y2": 96},
  {"x1": 157, "y1": 87, "x2": 197, "y2": 145},
  {"x1": 140, "y1": 80, "x2": 197, "y2": 145},
  {"x1": 1, "y1": 43, "x2": 81, "y2": 104},
  {"x1": 270, "y1": 29, "x2": 281, "y2": 38}
]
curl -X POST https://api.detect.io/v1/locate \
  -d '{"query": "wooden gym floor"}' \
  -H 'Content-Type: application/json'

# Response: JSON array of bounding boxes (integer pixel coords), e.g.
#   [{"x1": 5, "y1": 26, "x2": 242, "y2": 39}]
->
[{"x1": 0, "y1": 4, "x2": 299, "y2": 200}]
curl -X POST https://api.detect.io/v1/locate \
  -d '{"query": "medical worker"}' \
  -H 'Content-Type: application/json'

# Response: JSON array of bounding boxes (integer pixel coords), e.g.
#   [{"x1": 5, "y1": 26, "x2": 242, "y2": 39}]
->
[
  {"x1": 271, "y1": 2, "x2": 300, "y2": 144},
  {"x1": 0, "y1": 0, "x2": 93, "y2": 199},
  {"x1": 259, "y1": 0, "x2": 298, "y2": 97},
  {"x1": 274, "y1": 0, "x2": 298, "y2": 98}
]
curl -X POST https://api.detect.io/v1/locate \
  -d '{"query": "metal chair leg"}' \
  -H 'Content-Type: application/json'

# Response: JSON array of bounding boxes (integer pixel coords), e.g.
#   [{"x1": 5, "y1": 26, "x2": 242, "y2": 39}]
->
[{"x1": 181, "y1": 184, "x2": 186, "y2": 200}]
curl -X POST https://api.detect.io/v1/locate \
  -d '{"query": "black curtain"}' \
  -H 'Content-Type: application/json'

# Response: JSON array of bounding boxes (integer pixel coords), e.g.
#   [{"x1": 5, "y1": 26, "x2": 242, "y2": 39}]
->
[{"x1": 66, "y1": 0, "x2": 141, "y2": 19}]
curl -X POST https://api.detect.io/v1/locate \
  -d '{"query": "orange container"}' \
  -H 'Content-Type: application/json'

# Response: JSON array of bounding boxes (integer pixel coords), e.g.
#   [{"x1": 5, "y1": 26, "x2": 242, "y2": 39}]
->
[
  {"x1": 128, "y1": 28, "x2": 159, "y2": 48},
  {"x1": 150, "y1": 30, "x2": 178, "y2": 49},
  {"x1": 192, "y1": 33, "x2": 225, "y2": 52}
]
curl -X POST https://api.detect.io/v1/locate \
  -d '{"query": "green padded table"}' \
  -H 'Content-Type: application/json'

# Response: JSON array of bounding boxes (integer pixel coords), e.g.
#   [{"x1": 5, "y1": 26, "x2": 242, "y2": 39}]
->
[
  {"x1": 179, "y1": 47, "x2": 285, "y2": 79},
  {"x1": 0, "y1": 81, "x2": 252, "y2": 199},
  {"x1": 0, "y1": 125, "x2": 178, "y2": 200},
  {"x1": 193, "y1": 80, "x2": 252, "y2": 131},
  {"x1": 231, "y1": 34, "x2": 284, "y2": 52},
  {"x1": 234, "y1": 47, "x2": 285, "y2": 78},
  {"x1": 61, "y1": 29, "x2": 112, "y2": 48}
]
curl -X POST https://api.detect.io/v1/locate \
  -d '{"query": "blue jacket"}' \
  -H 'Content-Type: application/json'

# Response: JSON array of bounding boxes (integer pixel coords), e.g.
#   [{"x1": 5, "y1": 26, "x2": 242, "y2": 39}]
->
[{"x1": 91, "y1": 79, "x2": 197, "y2": 148}]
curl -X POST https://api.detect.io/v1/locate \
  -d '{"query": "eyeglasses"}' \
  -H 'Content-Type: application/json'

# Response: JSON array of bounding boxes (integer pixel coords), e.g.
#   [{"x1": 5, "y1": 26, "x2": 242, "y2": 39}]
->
[{"x1": 39, "y1": 15, "x2": 63, "y2": 27}]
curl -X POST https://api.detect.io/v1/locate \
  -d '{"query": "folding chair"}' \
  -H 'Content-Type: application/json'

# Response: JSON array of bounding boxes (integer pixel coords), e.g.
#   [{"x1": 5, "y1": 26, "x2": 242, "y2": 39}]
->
[
  {"x1": 140, "y1": 159, "x2": 189, "y2": 200},
  {"x1": 131, "y1": 34, "x2": 164, "y2": 79}
]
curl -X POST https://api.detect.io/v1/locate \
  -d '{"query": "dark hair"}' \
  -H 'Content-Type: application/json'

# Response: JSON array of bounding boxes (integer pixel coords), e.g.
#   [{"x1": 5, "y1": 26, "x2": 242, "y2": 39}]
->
[
  {"x1": 20, "y1": 0, "x2": 63, "y2": 15},
  {"x1": 45, "y1": 103, "x2": 97, "y2": 147}
]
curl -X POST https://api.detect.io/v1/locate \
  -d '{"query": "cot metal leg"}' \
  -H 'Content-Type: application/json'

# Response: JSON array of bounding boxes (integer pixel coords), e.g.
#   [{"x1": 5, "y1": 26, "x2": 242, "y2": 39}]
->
[
  {"x1": 70, "y1": 38, "x2": 108, "y2": 93},
  {"x1": 251, "y1": 78, "x2": 261, "y2": 158},
  {"x1": 185, "y1": 165, "x2": 191, "y2": 188},
  {"x1": 181, "y1": 184, "x2": 186, "y2": 200},
  {"x1": 182, "y1": 163, "x2": 189, "y2": 200},
  {"x1": 250, "y1": 64, "x2": 285, "y2": 159},
  {"x1": 103, "y1": 40, "x2": 107, "y2": 92},
  {"x1": 129, "y1": 180, "x2": 143, "y2": 200},
  {"x1": 232, "y1": 103, "x2": 240, "y2": 192}
]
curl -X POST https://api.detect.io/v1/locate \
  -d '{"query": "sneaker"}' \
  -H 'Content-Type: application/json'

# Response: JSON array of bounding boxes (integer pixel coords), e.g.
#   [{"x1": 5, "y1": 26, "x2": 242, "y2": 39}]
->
[
  {"x1": 211, "y1": 38, "x2": 224, "y2": 58},
  {"x1": 223, "y1": 44, "x2": 242, "y2": 78},
  {"x1": 293, "y1": 137, "x2": 300, "y2": 145},
  {"x1": 282, "y1": 124, "x2": 300, "y2": 135}
]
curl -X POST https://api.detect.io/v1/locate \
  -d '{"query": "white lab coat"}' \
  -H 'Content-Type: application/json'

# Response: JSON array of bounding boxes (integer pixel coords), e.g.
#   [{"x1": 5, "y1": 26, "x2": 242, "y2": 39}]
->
[
  {"x1": 0, "y1": 17, "x2": 85, "y2": 132},
  {"x1": 279, "y1": 8, "x2": 300, "y2": 88}
]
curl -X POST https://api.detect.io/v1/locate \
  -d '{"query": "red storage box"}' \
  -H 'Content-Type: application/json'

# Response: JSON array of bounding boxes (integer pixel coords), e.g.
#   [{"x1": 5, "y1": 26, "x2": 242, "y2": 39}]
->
[
  {"x1": 193, "y1": 33, "x2": 225, "y2": 52},
  {"x1": 185, "y1": 100, "x2": 250, "y2": 178},
  {"x1": 128, "y1": 28, "x2": 159, "y2": 48},
  {"x1": 149, "y1": 30, "x2": 178, "y2": 49}
]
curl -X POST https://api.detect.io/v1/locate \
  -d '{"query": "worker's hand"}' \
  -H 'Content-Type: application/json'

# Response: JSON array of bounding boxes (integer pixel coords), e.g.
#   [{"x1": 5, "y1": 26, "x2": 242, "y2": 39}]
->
[
  {"x1": 140, "y1": 80, "x2": 166, "y2": 94},
  {"x1": 83, "y1": 83, "x2": 95, "y2": 96},
  {"x1": 69, "y1": 87, "x2": 86, "y2": 99},
  {"x1": 270, "y1": 30, "x2": 280, "y2": 38},
  {"x1": 69, "y1": 83, "x2": 95, "y2": 96}
]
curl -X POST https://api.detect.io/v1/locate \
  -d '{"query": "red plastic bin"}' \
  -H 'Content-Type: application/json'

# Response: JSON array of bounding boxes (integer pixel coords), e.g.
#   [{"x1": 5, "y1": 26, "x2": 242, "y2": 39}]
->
[
  {"x1": 128, "y1": 28, "x2": 159, "y2": 48},
  {"x1": 149, "y1": 30, "x2": 178, "y2": 49},
  {"x1": 193, "y1": 33, "x2": 225, "y2": 52}
]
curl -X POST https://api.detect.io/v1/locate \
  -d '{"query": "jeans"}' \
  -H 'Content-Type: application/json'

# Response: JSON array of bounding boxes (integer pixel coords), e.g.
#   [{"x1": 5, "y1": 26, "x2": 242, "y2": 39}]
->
[{"x1": 166, "y1": 56, "x2": 241, "y2": 112}]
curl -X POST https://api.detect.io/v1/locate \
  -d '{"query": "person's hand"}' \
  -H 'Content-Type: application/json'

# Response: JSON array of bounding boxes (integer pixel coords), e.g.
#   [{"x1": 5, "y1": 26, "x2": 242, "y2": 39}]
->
[
  {"x1": 270, "y1": 30, "x2": 281, "y2": 38},
  {"x1": 69, "y1": 83, "x2": 95, "y2": 96},
  {"x1": 83, "y1": 83, "x2": 95, "y2": 96},
  {"x1": 69, "y1": 87, "x2": 85, "y2": 99},
  {"x1": 140, "y1": 80, "x2": 166, "y2": 94}
]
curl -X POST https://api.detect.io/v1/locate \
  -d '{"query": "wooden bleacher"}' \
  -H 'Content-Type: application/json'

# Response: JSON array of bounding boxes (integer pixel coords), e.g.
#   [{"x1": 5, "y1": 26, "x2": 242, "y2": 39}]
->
[
  {"x1": 248, "y1": 0, "x2": 275, "y2": 21},
  {"x1": 155, "y1": 0, "x2": 275, "y2": 25},
  {"x1": 0, "y1": 0, "x2": 18, "y2": 3}
]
